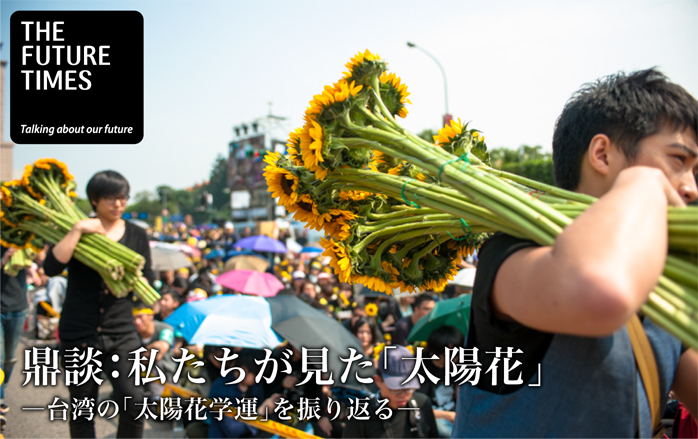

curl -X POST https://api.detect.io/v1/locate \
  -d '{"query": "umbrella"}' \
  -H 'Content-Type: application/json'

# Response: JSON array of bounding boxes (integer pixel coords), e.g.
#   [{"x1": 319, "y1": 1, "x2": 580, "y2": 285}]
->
[
  {"x1": 128, "y1": 219, "x2": 150, "y2": 229},
  {"x1": 235, "y1": 235, "x2": 287, "y2": 253},
  {"x1": 301, "y1": 246, "x2": 323, "y2": 254},
  {"x1": 407, "y1": 295, "x2": 472, "y2": 343},
  {"x1": 225, "y1": 249, "x2": 257, "y2": 258},
  {"x1": 150, "y1": 246, "x2": 193, "y2": 271},
  {"x1": 216, "y1": 269, "x2": 283, "y2": 297},
  {"x1": 267, "y1": 295, "x2": 376, "y2": 391},
  {"x1": 165, "y1": 295, "x2": 283, "y2": 349},
  {"x1": 204, "y1": 248, "x2": 226, "y2": 260},
  {"x1": 358, "y1": 285, "x2": 392, "y2": 298},
  {"x1": 223, "y1": 255, "x2": 270, "y2": 273},
  {"x1": 450, "y1": 268, "x2": 477, "y2": 287}
]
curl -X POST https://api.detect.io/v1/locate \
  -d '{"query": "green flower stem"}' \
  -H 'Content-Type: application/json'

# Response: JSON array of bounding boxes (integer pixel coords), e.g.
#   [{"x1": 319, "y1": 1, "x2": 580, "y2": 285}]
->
[
  {"x1": 665, "y1": 256, "x2": 698, "y2": 289},
  {"x1": 330, "y1": 169, "x2": 521, "y2": 233},
  {"x1": 476, "y1": 164, "x2": 597, "y2": 204},
  {"x1": 657, "y1": 276, "x2": 698, "y2": 310},
  {"x1": 645, "y1": 291, "x2": 698, "y2": 343},
  {"x1": 26, "y1": 221, "x2": 123, "y2": 280},
  {"x1": 15, "y1": 191, "x2": 145, "y2": 274},
  {"x1": 358, "y1": 213, "x2": 455, "y2": 234},
  {"x1": 367, "y1": 208, "x2": 441, "y2": 221},
  {"x1": 642, "y1": 299, "x2": 697, "y2": 348},
  {"x1": 339, "y1": 180, "x2": 525, "y2": 239}
]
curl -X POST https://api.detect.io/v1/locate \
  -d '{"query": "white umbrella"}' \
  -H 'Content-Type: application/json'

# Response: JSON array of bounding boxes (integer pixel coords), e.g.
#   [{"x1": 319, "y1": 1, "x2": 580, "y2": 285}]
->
[{"x1": 450, "y1": 268, "x2": 477, "y2": 287}]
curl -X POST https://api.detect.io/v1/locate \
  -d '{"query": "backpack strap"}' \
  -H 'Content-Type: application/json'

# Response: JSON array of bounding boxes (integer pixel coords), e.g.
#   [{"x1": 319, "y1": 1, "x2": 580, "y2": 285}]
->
[{"x1": 626, "y1": 314, "x2": 663, "y2": 438}]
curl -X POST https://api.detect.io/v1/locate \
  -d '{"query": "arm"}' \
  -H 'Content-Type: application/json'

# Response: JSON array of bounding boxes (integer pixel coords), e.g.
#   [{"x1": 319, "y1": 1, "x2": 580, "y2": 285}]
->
[
  {"x1": 671, "y1": 348, "x2": 698, "y2": 419},
  {"x1": 50, "y1": 219, "x2": 105, "y2": 265},
  {"x1": 432, "y1": 409, "x2": 456, "y2": 422},
  {"x1": 146, "y1": 340, "x2": 171, "y2": 362},
  {"x1": 492, "y1": 167, "x2": 680, "y2": 336}
]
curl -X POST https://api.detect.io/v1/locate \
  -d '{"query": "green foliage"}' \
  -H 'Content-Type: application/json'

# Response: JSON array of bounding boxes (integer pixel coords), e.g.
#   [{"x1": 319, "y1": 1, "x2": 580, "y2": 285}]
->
[
  {"x1": 206, "y1": 154, "x2": 229, "y2": 210},
  {"x1": 75, "y1": 198, "x2": 93, "y2": 215},
  {"x1": 489, "y1": 145, "x2": 555, "y2": 185},
  {"x1": 417, "y1": 129, "x2": 436, "y2": 143}
]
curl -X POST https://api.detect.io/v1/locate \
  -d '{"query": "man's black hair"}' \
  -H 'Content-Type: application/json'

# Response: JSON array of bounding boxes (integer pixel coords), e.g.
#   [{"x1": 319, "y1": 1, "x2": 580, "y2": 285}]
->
[
  {"x1": 552, "y1": 68, "x2": 698, "y2": 190},
  {"x1": 426, "y1": 325, "x2": 465, "y2": 356},
  {"x1": 85, "y1": 170, "x2": 130, "y2": 210},
  {"x1": 159, "y1": 287, "x2": 183, "y2": 305},
  {"x1": 412, "y1": 293, "x2": 436, "y2": 311},
  {"x1": 172, "y1": 277, "x2": 188, "y2": 290},
  {"x1": 236, "y1": 348, "x2": 265, "y2": 377}
]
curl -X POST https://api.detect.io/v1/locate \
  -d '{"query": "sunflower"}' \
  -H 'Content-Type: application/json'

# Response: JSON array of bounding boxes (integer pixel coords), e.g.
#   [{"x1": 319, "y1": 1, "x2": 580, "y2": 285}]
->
[
  {"x1": 343, "y1": 49, "x2": 382, "y2": 79},
  {"x1": 338, "y1": 190, "x2": 372, "y2": 202},
  {"x1": 352, "y1": 273, "x2": 393, "y2": 295},
  {"x1": 21, "y1": 165, "x2": 43, "y2": 199},
  {"x1": 0, "y1": 183, "x2": 14, "y2": 208},
  {"x1": 298, "y1": 120, "x2": 330, "y2": 181},
  {"x1": 285, "y1": 128, "x2": 305, "y2": 167},
  {"x1": 33, "y1": 158, "x2": 73, "y2": 183},
  {"x1": 263, "y1": 152, "x2": 300, "y2": 209},
  {"x1": 323, "y1": 209, "x2": 357, "y2": 242},
  {"x1": 320, "y1": 237, "x2": 352, "y2": 283},
  {"x1": 379, "y1": 72, "x2": 411, "y2": 118},
  {"x1": 290, "y1": 194, "x2": 330, "y2": 230},
  {"x1": 365, "y1": 302, "x2": 378, "y2": 317},
  {"x1": 433, "y1": 118, "x2": 464, "y2": 146},
  {"x1": 306, "y1": 79, "x2": 363, "y2": 122}
]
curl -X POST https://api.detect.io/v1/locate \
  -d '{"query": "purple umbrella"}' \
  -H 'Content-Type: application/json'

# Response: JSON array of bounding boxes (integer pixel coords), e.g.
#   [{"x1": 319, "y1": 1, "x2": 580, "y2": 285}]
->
[{"x1": 234, "y1": 235, "x2": 287, "y2": 253}]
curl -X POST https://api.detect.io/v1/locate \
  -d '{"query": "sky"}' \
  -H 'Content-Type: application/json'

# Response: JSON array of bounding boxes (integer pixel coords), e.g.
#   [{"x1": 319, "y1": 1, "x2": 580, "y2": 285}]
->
[{"x1": 2, "y1": 0, "x2": 697, "y2": 198}]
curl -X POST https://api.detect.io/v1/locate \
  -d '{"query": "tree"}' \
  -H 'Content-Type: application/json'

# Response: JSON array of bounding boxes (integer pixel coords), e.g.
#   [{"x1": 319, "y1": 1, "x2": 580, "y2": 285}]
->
[
  {"x1": 205, "y1": 154, "x2": 229, "y2": 210},
  {"x1": 489, "y1": 145, "x2": 555, "y2": 185}
]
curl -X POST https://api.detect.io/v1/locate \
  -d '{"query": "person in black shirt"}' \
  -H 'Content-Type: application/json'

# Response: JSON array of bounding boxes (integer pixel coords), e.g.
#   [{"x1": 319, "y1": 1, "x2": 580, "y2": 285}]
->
[
  {"x1": 418, "y1": 326, "x2": 464, "y2": 438},
  {"x1": 343, "y1": 345, "x2": 438, "y2": 438},
  {"x1": 43, "y1": 170, "x2": 154, "y2": 438}
]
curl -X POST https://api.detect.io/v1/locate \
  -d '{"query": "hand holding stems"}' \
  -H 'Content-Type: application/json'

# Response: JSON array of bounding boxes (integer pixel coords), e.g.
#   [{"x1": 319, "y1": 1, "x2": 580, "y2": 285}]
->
[{"x1": 1, "y1": 248, "x2": 16, "y2": 266}]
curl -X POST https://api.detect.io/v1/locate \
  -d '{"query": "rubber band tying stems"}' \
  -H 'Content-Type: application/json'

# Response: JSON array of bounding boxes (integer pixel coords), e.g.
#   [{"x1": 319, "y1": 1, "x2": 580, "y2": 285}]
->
[
  {"x1": 438, "y1": 153, "x2": 470, "y2": 181},
  {"x1": 447, "y1": 218, "x2": 473, "y2": 241},
  {"x1": 401, "y1": 179, "x2": 421, "y2": 209}
]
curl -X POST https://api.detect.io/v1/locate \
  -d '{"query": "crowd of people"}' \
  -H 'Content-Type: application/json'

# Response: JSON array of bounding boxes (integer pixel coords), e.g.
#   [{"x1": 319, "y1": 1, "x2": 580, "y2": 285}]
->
[{"x1": 2, "y1": 67, "x2": 698, "y2": 439}]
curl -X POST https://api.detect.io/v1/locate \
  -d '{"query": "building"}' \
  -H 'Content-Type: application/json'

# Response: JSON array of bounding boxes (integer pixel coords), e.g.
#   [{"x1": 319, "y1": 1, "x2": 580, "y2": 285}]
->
[{"x1": 0, "y1": 58, "x2": 15, "y2": 182}]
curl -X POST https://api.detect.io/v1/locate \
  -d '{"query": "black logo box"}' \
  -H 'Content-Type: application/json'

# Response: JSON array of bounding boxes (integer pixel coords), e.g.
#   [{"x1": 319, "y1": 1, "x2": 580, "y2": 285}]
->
[{"x1": 10, "y1": 11, "x2": 143, "y2": 144}]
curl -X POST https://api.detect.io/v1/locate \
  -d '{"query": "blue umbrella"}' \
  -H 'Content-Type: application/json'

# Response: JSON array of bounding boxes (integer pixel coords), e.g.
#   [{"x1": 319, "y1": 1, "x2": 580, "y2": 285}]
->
[
  {"x1": 203, "y1": 248, "x2": 226, "y2": 259},
  {"x1": 301, "y1": 246, "x2": 323, "y2": 254},
  {"x1": 165, "y1": 295, "x2": 283, "y2": 349},
  {"x1": 235, "y1": 235, "x2": 287, "y2": 253}
]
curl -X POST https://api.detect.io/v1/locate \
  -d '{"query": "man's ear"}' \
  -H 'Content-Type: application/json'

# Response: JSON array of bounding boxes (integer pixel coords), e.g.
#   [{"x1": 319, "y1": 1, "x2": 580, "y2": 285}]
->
[{"x1": 586, "y1": 134, "x2": 615, "y2": 177}]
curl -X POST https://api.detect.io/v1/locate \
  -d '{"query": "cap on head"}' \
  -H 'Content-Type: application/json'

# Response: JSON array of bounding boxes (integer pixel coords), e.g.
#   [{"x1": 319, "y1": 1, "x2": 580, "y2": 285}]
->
[{"x1": 377, "y1": 345, "x2": 419, "y2": 390}]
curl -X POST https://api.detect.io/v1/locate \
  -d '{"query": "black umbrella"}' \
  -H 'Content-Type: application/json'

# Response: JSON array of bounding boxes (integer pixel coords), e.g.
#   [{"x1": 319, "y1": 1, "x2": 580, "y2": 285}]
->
[{"x1": 266, "y1": 295, "x2": 376, "y2": 392}]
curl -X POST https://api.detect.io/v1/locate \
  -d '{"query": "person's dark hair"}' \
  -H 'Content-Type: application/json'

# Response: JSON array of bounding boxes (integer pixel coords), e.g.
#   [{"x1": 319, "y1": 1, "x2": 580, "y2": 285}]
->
[
  {"x1": 85, "y1": 170, "x2": 130, "y2": 210},
  {"x1": 351, "y1": 317, "x2": 378, "y2": 345},
  {"x1": 412, "y1": 293, "x2": 436, "y2": 311},
  {"x1": 426, "y1": 325, "x2": 465, "y2": 357},
  {"x1": 160, "y1": 288, "x2": 182, "y2": 306},
  {"x1": 236, "y1": 348, "x2": 264, "y2": 377},
  {"x1": 553, "y1": 68, "x2": 698, "y2": 190},
  {"x1": 172, "y1": 277, "x2": 188, "y2": 291}
]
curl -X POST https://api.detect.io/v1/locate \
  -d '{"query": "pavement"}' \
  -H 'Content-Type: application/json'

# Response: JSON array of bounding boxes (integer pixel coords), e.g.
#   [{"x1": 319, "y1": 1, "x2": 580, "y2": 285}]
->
[{"x1": 3, "y1": 334, "x2": 181, "y2": 439}]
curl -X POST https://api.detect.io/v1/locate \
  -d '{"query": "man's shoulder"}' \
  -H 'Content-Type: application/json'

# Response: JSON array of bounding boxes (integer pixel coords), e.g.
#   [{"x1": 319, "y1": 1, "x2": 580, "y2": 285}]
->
[{"x1": 411, "y1": 391, "x2": 431, "y2": 407}]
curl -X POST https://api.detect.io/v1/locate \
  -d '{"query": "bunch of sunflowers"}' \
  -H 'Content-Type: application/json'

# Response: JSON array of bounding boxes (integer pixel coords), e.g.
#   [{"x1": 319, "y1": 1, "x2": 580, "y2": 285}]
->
[
  {"x1": 264, "y1": 50, "x2": 698, "y2": 348},
  {"x1": 1, "y1": 158, "x2": 160, "y2": 305}
]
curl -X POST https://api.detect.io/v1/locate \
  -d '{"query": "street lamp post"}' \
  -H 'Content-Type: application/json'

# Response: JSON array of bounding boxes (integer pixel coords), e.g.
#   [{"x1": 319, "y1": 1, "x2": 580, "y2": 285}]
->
[{"x1": 406, "y1": 41, "x2": 451, "y2": 127}]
